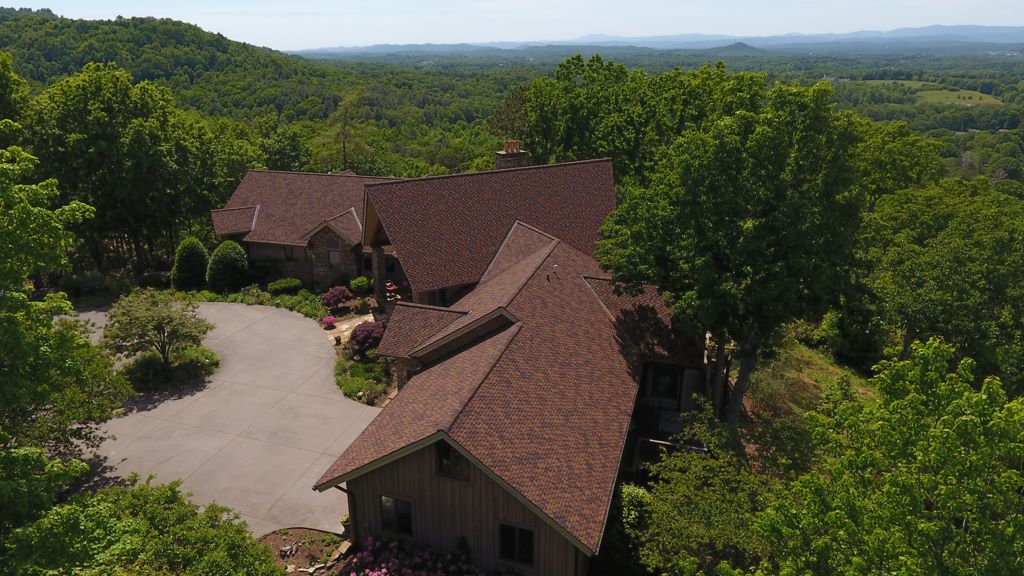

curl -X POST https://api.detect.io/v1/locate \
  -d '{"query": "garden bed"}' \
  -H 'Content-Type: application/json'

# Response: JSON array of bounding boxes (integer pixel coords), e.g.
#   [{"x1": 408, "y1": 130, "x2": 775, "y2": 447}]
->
[{"x1": 259, "y1": 527, "x2": 346, "y2": 575}]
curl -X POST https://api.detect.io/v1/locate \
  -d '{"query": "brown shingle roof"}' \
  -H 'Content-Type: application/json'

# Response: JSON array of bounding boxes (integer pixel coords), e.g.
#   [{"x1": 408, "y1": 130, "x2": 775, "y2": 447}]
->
[
  {"x1": 317, "y1": 227, "x2": 669, "y2": 555},
  {"x1": 376, "y1": 303, "x2": 466, "y2": 358},
  {"x1": 365, "y1": 159, "x2": 615, "y2": 293},
  {"x1": 316, "y1": 322, "x2": 522, "y2": 486},
  {"x1": 584, "y1": 277, "x2": 706, "y2": 372},
  {"x1": 209, "y1": 205, "x2": 258, "y2": 236},
  {"x1": 213, "y1": 170, "x2": 397, "y2": 246}
]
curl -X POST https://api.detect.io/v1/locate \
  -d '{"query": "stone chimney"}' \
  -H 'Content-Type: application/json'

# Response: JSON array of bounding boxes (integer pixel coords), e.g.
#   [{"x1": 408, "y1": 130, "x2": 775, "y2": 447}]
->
[{"x1": 495, "y1": 140, "x2": 528, "y2": 170}]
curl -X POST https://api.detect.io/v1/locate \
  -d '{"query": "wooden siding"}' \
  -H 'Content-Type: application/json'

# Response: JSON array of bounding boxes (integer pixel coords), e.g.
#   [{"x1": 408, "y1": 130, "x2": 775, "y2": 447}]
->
[{"x1": 347, "y1": 442, "x2": 588, "y2": 576}]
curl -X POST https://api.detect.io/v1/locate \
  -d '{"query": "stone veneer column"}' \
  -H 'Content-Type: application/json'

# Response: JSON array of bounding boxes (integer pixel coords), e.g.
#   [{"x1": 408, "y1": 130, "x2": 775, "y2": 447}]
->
[{"x1": 371, "y1": 245, "x2": 386, "y2": 304}]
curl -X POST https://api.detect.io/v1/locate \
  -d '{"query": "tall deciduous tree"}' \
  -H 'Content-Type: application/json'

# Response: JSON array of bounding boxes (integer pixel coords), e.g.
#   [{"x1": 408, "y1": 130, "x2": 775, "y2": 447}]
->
[
  {"x1": 0, "y1": 136, "x2": 130, "y2": 534},
  {"x1": 599, "y1": 82, "x2": 862, "y2": 422},
  {"x1": 864, "y1": 178, "x2": 1024, "y2": 392},
  {"x1": 25, "y1": 63, "x2": 220, "y2": 270}
]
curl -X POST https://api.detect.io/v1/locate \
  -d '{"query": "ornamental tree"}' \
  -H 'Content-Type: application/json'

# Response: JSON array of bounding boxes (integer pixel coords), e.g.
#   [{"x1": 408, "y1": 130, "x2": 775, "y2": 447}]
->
[{"x1": 103, "y1": 289, "x2": 213, "y2": 366}]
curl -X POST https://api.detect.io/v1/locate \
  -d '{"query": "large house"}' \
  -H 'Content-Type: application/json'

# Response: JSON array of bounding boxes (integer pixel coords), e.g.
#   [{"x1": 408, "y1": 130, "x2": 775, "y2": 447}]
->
[
  {"x1": 310, "y1": 155, "x2": 705, "y2": 575},
  {"x1": 210, "y1": 170, "x2": 400, "y2": 286}
]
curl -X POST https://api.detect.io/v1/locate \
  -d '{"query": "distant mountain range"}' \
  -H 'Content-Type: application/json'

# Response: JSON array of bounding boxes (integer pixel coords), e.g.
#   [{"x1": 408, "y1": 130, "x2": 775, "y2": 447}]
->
[{"x1": 294, "y1": 25, "x2": 1024, "y2": 57}]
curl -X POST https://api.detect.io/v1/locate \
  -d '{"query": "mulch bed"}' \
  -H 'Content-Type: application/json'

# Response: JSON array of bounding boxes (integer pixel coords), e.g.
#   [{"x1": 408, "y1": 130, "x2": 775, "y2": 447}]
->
[{"x1": 259, "y1": 527, "x2": 350, "y2": 574}]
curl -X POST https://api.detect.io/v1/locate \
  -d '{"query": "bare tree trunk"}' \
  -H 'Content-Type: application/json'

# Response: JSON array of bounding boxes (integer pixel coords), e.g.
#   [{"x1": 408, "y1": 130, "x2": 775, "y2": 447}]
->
[{"x1": 725, "y1": 345, "x2": 758, "y2": 424}]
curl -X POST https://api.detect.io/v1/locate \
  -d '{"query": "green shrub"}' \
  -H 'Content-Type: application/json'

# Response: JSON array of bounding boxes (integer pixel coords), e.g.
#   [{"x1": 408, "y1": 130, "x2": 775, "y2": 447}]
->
[
  {"x1": 120, "y1": 346, "x2": 220, "y2": 391},
  {"x1": 349, "y1": 275, "x2": 372, "y2": 295},
  {"x1": 335, "y1": 354, "x2": 389, "y2": 405},
  {"x1": 136, "y1": 270, "x2": 169, "y2": 289},
  {"x1": 349, "y1": 358, "x2": 386, "y2": 382},
  {"x1": 62, "y1": 270, "x2": 107, "y2": 297},
  {"x1": 207, "y1": 241, "x2": 249, "y2": 293},
  {"x1": 273, "y1": 290, "x2": 328, "y2": 319},
  {"x1": 267, "y1": 277, "x2": 304, "y2": 295},
  {"x1": 337, "y1": 375, "x2": 388, "y2": 405},
  {"x1": 224, "y1": 284, "x2": 272, "y2": 306},
  {"x1": 172, "y1": 237, "x2": 209, "y2": 291}
]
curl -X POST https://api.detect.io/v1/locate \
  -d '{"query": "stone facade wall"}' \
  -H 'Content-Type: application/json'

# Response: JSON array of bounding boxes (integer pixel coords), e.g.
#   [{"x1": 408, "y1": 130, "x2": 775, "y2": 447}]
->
[{"x1": 308, "y1": 227, "x2": 358, "y2": 287}]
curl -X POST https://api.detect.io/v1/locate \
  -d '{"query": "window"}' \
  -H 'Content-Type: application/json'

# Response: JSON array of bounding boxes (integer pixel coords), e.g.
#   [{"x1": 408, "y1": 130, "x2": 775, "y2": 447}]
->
[
  {"x1": 436, "y1": 441, "x2": 470, "y2": 481},
  {"x1": 650, "y1": 365, "x2": 680, "y2": 400},
  {"x1": 284, "y1": 246, "x2": 297, "y2": 261},
  {"x1": 385, "y1": 258, "x2": 396, "y2": 273},
  {"x1": 498, "y1": 524, "x2": 534, "y2": 565},
  {"x1": 325, "y1": 237, "x2": 340, "y2": 250},
  {"x1": 328, "y1": 249, "x2": 341, "y2": 268},
  {"x1": 380, "y1": 496, "x2": 412, "y2": 535},
  {"x1": 362, "y1": 255, "x2": 373, "y2": 272}
]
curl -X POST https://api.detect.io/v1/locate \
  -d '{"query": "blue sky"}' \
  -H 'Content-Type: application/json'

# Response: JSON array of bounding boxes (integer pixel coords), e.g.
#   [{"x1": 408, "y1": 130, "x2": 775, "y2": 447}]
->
[{"x1": 8, "y1": 1, "x2": 1022, "y2": 50}]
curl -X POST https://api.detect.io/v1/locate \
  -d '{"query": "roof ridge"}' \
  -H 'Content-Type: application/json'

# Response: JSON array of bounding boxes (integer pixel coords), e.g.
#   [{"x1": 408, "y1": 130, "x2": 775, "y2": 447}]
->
[
  {"x1": 478, "y1": 221, "x2": 559, "y2": 284},
  {"x1": 510, "y1": 220, "x2": 560, "y2": 241},
  {"x1": 392, "y1": 301, "x2": 469, "y2": 314},
  {"x1": 247, "y1": 168, "x2": 404, "y2": 180},
  {"x1": 363, "y1": 158, "x2": 613, "y2": 189},
  {"x1": 210, "y1": 205, "x2": 258, "y2": 213},
  {"x1": 501, "y1": 240, "x2": 560, "y2": 308}
]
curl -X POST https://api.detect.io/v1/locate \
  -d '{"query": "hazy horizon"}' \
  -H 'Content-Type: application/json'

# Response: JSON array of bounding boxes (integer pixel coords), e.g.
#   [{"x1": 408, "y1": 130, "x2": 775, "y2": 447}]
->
[{"x1": 5, "y1": 1, "x2": 1023, "y2": 51}]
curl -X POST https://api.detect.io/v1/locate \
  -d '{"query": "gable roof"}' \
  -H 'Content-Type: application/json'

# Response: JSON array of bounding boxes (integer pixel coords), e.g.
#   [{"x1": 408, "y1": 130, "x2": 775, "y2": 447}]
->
[
  {"x1": 210, "y1": 205, "x2": 259, "y2": 236},
  {"x1": 213, "y1": 170, "x2": 397, "y2": 246},
  {"x1": 363, "y1": 159, "x2": 615, "y2": 293},
  {"x1": 317, "y1": 223, "x2": 655, "y2": 555}
]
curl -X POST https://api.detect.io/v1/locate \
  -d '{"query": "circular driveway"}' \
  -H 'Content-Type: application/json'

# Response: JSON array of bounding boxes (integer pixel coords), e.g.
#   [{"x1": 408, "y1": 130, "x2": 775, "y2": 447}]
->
[{"x1": 91, "y1": 302, "x2": 380, "y2": 537}]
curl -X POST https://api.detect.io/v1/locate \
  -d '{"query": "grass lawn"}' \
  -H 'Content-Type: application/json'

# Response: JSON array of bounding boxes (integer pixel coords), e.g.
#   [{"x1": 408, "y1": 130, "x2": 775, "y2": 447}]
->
[
  {"x1": 916, "y1": 89, "x2": 1001, "y2": 106},
  {"x1": 747, "y1": 339, "x2": 875, "y2": 416},
  {"x1": 851, "y1": 80, "x2": 1002, "y2": 106}
]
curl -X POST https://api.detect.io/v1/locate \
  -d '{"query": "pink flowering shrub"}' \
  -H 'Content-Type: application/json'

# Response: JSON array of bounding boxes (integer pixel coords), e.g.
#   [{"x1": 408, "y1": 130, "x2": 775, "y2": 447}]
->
[
  {"x1": 345, "y1": 537, "x2": 487, "y2": 576},
  {"x1": 322, "y1": 315, "x2": 337, "y2": 328},
  {"x1": 322, "y1": 286, "x2": 354, "y2": 309},
  {"x1": 350, "y1": 320, "x2": 385, "y2": 351}
]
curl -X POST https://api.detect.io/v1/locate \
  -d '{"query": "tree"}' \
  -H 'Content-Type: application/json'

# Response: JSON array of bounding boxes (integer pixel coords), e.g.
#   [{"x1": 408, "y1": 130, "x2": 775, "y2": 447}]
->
[
  {"x1": 172, "y1": 236, "x2": 209, "y2": 291},
  {"x1": 0, "y1": 143, "x2": 129, "y2": 460},
  {"x1": 26, "y1": 63, "x2": 208, "y2": 270},
  {"x1": 5, "y1": 480, "x2": 282, "y2": 575},
  {"x1": 206, "y1": 240, "x2": 249, "y2": 293},
  {"x1": 103, "y1": 289, "x2": 213, "y2": 366},
  {"x1": 599, "y1": 82, "x2": 862, "y2": 422},
  {"x1": 853, "y1": 119, "x2": 944, "y2": 209},
  {"x1": 0, "y1": 137, "x2": 130, "y2": 538},
  {"x1": 523, "y1": 58, "x2": 769, "y2": 185},
  {"x1": 756, "y1": 339, "x2": 1024, "y2": 574},
  {"x1": 0, "y1": 51, "x2": 28, "y2": 146},
  {"x1": 0, "y1": 444, "x2": 86, "y2": 537},
  {"x1": 863, "y1": 178, "x2": 1024, "y2": 393},
  {"x1": 621, "y1": 410, "x2": 772, "y2": 575}
]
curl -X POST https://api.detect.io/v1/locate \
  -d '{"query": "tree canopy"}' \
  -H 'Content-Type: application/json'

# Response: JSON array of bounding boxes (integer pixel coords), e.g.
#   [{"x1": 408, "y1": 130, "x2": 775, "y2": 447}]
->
[
  {"x1": 756, "y1": 339, "x2": 1024, "y2": 575},
  {"x1": 598, "y1": 81, "x2": 862, "y2": 421}
]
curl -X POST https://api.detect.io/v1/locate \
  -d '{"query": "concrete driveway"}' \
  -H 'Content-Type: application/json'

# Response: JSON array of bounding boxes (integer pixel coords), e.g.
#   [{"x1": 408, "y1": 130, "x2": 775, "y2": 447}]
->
[{"x1": 90, "y1": 302, "x2": 380, "y2": 537}]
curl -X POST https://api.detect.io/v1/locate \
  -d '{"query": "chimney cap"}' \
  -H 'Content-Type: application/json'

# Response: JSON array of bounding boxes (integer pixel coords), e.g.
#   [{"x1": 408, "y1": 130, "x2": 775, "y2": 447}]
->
[{"x1": 501, "y1": 140, "x2": 523, "y2": 154}]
